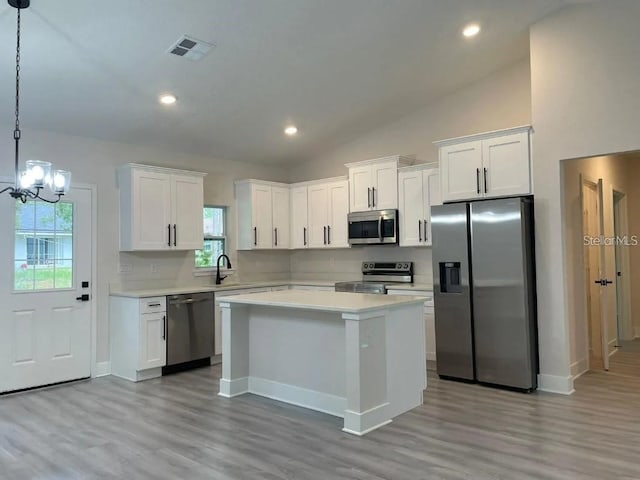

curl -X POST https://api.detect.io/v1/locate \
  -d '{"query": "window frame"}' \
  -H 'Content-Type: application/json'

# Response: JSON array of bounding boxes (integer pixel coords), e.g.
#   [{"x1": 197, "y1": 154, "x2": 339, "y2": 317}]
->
[{"x1": 194, "y1": 205, "x2": 231, "y2": 274}]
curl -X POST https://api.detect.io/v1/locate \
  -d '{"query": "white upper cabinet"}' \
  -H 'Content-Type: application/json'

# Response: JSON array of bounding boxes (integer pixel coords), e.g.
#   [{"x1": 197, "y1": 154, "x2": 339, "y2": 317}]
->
[
  {"x1": 172, "y1": 174, "x2": 207, "y2": 250},
  {"x1": 297, "y1": 178, "x2": 349, "y2": 249},
  {"x1": 346, "y1": 156, "x2": 413, "y2": 212},
  {"x1": 118, "y1": 164, "x2": 205, "y2": 251},
  {"x1": 326, "y1": 180, "x2": 349, "y2": 248},
  {"x1": 398, "y1": 164, "x2": 441, "y2": 247},
  {"x1": 439, "y1": 141, "x2": 483, "y2": 202},
  {"x1": 481, "y1": 132, "x2": 531, "y2": 198},
  {"x1": 272, "y1": 186, "x2": 290, "y2": 249},
  {"x1": 435, "y1": 126, "x2": 531, "y2": 203},
  {"x1": 235, "y1": 180, "x2": 290, "y2": 250},
  {"x1": 290, "y1": 185, "x2": 309, "y2": 249}
]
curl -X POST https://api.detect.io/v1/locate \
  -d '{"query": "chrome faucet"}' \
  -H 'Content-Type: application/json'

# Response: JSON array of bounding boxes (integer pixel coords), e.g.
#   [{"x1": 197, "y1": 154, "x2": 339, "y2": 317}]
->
[{"x1": 215, "y1": 254, "x2": 232, "y2": 285}]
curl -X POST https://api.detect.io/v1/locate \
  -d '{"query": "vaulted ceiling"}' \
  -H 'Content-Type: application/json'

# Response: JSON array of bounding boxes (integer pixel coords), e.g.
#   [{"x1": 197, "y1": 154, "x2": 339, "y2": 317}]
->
[{"x1": 0, "y1": 0, "x2": 573, "y2": 165}]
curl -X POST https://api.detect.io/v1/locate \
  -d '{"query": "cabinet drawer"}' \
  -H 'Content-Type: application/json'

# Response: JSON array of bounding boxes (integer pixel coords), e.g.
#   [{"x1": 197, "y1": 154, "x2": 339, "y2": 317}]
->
[{"x1": 139, "y1": 296, "x2": 166, "y2": 314}]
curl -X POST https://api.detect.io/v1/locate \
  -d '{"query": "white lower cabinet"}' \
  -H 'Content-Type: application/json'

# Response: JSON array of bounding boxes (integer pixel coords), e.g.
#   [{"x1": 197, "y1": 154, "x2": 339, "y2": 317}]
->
[
  {"x1": 110, "y1": 296, "x2": 167, "y2": 381},
  {"x1": 386, "y1": 289, "x2": 435, "y2": 361}
]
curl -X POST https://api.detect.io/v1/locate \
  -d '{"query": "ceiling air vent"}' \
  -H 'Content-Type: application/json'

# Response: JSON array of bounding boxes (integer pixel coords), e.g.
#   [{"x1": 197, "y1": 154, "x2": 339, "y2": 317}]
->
[{"x1": 167, "y1": 35, "x2": 214, "y2": 61}]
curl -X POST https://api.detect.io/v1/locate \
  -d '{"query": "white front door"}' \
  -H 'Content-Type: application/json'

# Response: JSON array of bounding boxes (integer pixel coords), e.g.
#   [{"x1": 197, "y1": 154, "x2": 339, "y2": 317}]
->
[{"x1": 0, "y1": 186, "x2": 92, "y2": 393}]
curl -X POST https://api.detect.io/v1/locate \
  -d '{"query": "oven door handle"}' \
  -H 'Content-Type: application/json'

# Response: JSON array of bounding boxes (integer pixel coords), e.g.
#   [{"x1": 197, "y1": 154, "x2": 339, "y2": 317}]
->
[{"x1": 378, "y1": 216, "x2": 383, "y2": 242}]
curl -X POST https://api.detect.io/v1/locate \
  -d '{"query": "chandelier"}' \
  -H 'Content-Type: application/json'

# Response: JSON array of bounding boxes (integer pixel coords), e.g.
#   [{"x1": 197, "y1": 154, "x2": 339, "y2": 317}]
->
[{"x1": 0, "y1": 0, "x2": 70, "y2": 204}]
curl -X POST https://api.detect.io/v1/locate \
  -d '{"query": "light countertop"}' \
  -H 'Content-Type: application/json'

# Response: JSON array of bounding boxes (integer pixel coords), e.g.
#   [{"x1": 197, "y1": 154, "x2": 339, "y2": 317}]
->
[
  {"x1": 218, "y1": 289, "x2": 426, "y2": 314},
  {"x1": 109, "y1": 280, "x2": 433, "y2": 298}
]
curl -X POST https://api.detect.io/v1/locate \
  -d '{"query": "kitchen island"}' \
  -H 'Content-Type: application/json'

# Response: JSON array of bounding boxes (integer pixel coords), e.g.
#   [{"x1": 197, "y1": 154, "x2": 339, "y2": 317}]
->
[{"x1": 218, "y1": 290, "x2": 426, "y2": 435}]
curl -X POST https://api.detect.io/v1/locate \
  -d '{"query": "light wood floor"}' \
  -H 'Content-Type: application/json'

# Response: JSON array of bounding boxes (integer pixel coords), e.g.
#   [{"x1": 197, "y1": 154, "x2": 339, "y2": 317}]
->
[
  {"x1": 609, "y1": 340, "x2": 640, "y2": 377},
  {"x1": 1, "y1": 365, "x2": 639, "y2": 480}
]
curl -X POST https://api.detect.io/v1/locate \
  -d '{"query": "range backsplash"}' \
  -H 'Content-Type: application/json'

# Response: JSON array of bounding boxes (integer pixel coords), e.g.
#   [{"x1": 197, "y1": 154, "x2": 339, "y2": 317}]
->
[{"x1": 290, "y1": 246, "x2": 433, "y2": 285}]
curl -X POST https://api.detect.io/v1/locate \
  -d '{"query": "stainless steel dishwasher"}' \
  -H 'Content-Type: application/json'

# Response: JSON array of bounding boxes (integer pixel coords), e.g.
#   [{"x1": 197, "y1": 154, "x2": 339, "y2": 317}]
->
[{"x1": 165, "y1": 292, "x2": 215, "y2": 369}]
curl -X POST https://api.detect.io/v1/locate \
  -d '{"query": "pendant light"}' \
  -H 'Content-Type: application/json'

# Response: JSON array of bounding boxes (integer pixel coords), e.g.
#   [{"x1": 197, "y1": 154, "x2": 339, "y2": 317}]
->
[{"x1": 0, "y1": 0, "x2": 70, "y2": 204}]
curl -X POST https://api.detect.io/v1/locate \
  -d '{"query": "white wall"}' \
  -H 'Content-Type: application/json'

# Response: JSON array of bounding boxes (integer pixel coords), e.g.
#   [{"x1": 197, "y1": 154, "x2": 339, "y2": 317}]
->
[
  {"x1": 530, "y1": 0, "x2": 640, "y2": 392},
  {"x1": 288, "y1": 60, "x2": 532, "y2": 282},
  {"x1": 289, "y1": 60, "x2": 532, "y2": 182},
  {"x1": 0, "y1": 127, "x2": 290, "y2": 363}
]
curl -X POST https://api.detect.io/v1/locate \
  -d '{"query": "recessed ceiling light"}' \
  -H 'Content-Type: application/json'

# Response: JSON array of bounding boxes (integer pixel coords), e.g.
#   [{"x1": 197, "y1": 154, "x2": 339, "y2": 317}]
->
[
  {"x1": 284, "y1": 125, "x2": 298, "y2": 136},
  {"x1": 159, "y1": 94, "x2": 177, "y2": 105},
  {"x1": 462, "y1": 23, "x2": 481, "y2": 38}
]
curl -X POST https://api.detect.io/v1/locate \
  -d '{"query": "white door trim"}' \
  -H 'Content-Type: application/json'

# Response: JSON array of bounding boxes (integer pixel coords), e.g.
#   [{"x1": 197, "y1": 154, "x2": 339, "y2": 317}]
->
[
  {"x1": 612, "y1": 186, "x2": 633, "y2": 341},
  {"x1": 72, "y1": 182, "x2": 101, "y2": 378}
]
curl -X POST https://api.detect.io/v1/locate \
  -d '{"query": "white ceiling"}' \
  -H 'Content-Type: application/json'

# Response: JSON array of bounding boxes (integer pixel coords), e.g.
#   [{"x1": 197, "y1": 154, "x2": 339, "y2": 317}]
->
[{"x1": 0, "y1": 0, "x2": 571, "y2": 165}]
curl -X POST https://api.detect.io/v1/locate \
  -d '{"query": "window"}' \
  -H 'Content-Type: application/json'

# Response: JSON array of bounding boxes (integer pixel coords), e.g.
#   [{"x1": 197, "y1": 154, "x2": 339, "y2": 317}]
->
[
  {"x1": 14, "y1": 200, "x2": 74, "y2": 290},
  {"x1": 195, "y1": 206, "x2": 226, "y2": 268}
]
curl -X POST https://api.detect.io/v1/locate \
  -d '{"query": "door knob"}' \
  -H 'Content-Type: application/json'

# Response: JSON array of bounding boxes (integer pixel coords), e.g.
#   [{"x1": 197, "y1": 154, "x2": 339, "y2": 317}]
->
[{"x1": 76, "y1": 294, "x2": 90, "y2": 302}]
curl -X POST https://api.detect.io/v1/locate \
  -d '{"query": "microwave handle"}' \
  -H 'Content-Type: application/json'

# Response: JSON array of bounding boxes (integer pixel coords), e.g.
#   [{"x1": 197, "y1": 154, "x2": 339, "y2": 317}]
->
[{"x1": 378, "y1": 217, "x2": 383, "y2": 242}]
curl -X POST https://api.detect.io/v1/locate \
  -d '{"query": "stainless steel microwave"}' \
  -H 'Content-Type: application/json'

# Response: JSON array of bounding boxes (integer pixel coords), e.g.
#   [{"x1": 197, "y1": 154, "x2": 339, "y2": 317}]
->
[{"x1": 348, "y1": 209, "x2": 398, "y2": 245}]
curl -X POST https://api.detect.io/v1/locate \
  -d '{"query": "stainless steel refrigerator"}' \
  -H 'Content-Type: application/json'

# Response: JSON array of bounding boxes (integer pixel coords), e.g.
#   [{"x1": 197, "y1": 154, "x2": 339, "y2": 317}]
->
[{"x1": 431, "y1": 197, "x2": 538, "y2": 391}]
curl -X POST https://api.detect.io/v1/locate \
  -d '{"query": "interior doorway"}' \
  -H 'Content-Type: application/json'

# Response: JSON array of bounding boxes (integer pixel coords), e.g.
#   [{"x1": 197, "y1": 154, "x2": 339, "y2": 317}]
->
[{"x1": 565, "y1": 151, "x2": 640, "y2": 382}]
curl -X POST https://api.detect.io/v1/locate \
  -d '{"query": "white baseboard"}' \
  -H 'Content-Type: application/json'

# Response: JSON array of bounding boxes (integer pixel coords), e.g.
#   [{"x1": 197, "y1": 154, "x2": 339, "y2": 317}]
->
[
  {"x1": 93, "y1": 361, "x2": 111, "y2": 378},
  {"x1": 608, "y1": 338, "x2": 618, "y2": 357},
  {"x1": 343, "y1": 402, "x2": 392, "y2": 436},
  {"x1": 219, "y1": 377, "x2": 249, "y2": 398},
  {"x1": 537, "y1": 373, "x2": 574, "y2": 395},
  {"x1": 634, "y1": 326, "x2": 640, "y2": 339},
  {"x1": 248, "y1": 377, "x2": 346, "y2": 418},
  {"x1": 570, "y1": 358, "x2": 588, "y2": 380},
  {"x1": 426, "y1": 352, "x2": 436, "y2": 362}
]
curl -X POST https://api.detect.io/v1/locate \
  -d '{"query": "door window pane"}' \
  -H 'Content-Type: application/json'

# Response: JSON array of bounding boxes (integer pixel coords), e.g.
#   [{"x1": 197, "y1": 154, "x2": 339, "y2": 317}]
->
[{"x1": 14, "y1": 200, "x2": 74, "y2": 291}]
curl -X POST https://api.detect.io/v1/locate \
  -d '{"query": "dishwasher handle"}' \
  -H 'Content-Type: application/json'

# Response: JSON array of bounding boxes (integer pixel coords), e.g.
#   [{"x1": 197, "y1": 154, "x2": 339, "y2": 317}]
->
[{"x1": 169, "y1": 297, "x2": 213, "y2": 306}]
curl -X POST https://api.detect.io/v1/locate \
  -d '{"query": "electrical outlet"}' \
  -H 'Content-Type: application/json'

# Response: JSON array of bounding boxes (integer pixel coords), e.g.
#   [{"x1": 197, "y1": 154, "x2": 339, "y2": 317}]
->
[
  {"x1": 150, "y1": 263, "x2": 159, "y2": 274},
  {"x1": 118, "y1": 263, "x2": 132, "y2": 273}
]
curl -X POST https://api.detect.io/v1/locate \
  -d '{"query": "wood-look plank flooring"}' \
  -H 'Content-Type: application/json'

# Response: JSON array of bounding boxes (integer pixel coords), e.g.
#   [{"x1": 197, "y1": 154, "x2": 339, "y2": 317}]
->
[
  {"x1": 1, "y1": 365, "x2": 639, "y2": 480},
  {"x1": 609, "y1": 340, "x2": 640, "y2": 378}
]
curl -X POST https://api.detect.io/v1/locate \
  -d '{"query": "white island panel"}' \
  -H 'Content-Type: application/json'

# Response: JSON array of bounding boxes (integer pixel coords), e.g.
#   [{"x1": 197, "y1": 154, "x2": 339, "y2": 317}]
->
[{"x1": 219, "y1": 290, "x2": 426, "y2": 435}]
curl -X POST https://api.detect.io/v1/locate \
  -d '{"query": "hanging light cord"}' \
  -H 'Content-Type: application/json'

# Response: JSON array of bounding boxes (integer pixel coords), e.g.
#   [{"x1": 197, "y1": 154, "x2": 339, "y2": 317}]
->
[
  {"x1": 1, "y1": 1, "x2": 62, "y2": 204},
  {"x1": 14, "y1": 5, "x2": 22, "y2": 190}
]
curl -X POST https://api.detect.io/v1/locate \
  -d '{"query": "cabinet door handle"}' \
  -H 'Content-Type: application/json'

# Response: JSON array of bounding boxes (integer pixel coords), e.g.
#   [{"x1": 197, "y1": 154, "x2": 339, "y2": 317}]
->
[
  {"x1": 168, "y1": 224, "x2": 171, "y2": 247},
  {"x1": 367, "y1": 188, "x2": 371, "y2": 208},
  {"x1": 323, "y1": 226, "x2": 327, "y2": 245},
  {"x1": 173, "y1": 224, "x2": 177, "y2": 246},
  {"x1": 274, "y1": 228, "x2": 278, "y2": 246},
  {"x1": 303, "y1": 227, "x2": 307, "y2": 246},
  {"x1": 254, "y1": 227, "x2": 257, "y2": 246},
  {"x1": 476, "y1": 168, "x2": 480, "y2": 194},
  {"x1": 418, "y1": 220, "x2": 422, "y2": 242},
  {"x1": 162, "y1": 315, "x2": 166, "y2": 340},
  {"x1": 424, "y1": 219, "x2": 428, "y2": 243},
  {"x1": 372, "y1": 187, "x2": 376, "y2": 207},
  {"x1": 483, "y1": 168, "x2": 488, "y2": 194},
  {"x1": 327, "y1": 225, "x2": 331, "y2": 245}
]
